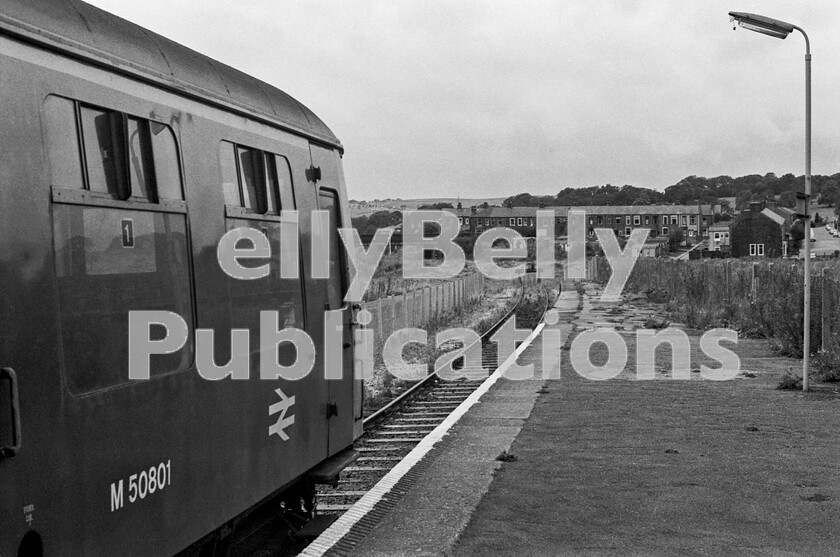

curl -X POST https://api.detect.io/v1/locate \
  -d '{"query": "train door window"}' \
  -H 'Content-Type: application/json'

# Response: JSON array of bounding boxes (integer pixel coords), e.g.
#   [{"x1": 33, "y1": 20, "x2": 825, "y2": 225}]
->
[
  {"x1": 319, "y1": 190, "x2": 346, "y2": 311},
  {"x1": 45, "y1": 96, "x2": 192, "y2": 393}
]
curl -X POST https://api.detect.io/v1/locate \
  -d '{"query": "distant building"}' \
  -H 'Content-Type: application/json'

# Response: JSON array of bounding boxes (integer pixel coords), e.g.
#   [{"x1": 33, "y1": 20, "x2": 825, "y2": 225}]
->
[
  {"x1": 708, "y1": 223, "x2": 731, "y2": 251},
  {"x1": 446, "y1": 204, "x2": 717, "y2": 243},
  {"x1": 730, "y1": 201, "x2": 789, "y2": 258}
]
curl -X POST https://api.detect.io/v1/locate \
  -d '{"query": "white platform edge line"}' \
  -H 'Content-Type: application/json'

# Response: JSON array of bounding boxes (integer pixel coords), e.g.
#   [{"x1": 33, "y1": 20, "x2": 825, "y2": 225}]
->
[{"x1": 298, "y1": 322, "x2": 546, "y2": 557}]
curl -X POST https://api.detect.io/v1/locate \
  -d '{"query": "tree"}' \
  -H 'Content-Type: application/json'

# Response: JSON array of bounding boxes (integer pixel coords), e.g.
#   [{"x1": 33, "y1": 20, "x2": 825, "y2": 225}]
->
[{"x1": 417, "y1": 202, "x2": 453, "y2": 210}]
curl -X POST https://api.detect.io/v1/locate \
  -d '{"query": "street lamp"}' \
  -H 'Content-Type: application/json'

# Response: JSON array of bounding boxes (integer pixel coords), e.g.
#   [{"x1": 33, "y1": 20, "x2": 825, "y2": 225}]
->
[{"x1": 729, "y1": 11, "x2": 812, "y2": 391}]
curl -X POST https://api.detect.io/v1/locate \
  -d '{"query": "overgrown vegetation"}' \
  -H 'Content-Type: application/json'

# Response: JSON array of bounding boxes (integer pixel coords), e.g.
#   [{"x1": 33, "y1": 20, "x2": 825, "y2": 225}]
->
[{"x1": 596, "y1": 258, "x2": 840, "y2": 375}]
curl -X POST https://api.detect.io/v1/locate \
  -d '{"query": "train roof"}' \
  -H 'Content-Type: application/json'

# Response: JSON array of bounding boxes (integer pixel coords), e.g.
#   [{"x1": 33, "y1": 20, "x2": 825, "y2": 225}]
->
[{"x1": 0, "y1": 0, "x2": 343, "y2": 151}]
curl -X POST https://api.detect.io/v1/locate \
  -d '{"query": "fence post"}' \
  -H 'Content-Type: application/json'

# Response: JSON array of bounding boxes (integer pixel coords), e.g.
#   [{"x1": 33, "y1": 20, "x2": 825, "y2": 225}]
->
[
  {"x1": 751, "y1": 262, "x2": 758, "y2": 303},
  {"x1": 723, "y1": 260, "x2": 732, "y2": 305},
  {"x1": 822, "y1": 268, "x2": 830, "y2": 351}
]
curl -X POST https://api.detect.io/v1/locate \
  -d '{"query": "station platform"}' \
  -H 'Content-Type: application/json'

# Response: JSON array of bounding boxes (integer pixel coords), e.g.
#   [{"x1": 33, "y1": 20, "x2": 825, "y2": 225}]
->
[{"x1": 303, "y1": 283, "x2": 840, "y2": 556}]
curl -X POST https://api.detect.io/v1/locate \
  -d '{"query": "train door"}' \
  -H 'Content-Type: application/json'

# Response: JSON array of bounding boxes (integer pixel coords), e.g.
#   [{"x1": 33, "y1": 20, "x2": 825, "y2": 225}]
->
[{"x1": 310, "y1": 144, "x2": 355, "y2": 453}]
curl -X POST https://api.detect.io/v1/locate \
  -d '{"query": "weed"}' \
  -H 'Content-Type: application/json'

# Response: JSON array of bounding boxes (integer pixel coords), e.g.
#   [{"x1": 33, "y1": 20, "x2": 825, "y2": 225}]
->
[
  {"x1": 643, "y1": 317, "x2": 669, "y2": 329},
  {"x1": 496, "y1": 450, "x2": 517, "y2": 462},
  {"x1": 777, "y1": 371, "x2": 803, "y2": 390},
  {"x1": 812, "y1": 345, "x2": 840, "y2": 382}
]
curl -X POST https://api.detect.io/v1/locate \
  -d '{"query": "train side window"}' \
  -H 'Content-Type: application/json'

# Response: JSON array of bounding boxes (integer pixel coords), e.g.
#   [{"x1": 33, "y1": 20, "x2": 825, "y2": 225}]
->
[
  {"x1": 221, "y1": 142, "x2": 292, "y2": 214},
  {"x1": 150, "y1": 122, "x2": 184, "y2": 200},
  {"x1": 46, "y1": 96, "x2": 183, "y2": 204},
  {"x1": 80, "y1": 105, "x2": 129, "y2": 200},
  {"x1": 237, "y1": 145, "x2": 265, "y2": 212},
  {"x1": 264, "y1": 153, "x2": 279, "y2": 214},
  {"x1": 43, "y1": 96, "x2": 84, "y2": 190},
  {"x1": 276, "y1": 155, "x2": 296, "y2": 210},
  {"x1": 219, "y1": 141, "x2": 240, "y2": 205},
  {"x1": 127, "y1": 116, "x2": 155, "y2": 201}
]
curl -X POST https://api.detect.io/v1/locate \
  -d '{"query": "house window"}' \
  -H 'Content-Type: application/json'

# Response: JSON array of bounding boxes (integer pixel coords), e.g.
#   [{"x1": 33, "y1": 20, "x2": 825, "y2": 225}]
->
[
  {"x1": 690, "y1": 215, "x2": 696, "y2": 225},
  {"x1": 625, "y1": 227, "x2": 631, "y2": 236},
  {"x1": 517, "y1": 217, "x2": 523, "y2": 226},
  {"x1": 589, "y1": 217, "x2": 594, "y2": 225},
  {"x1": 671, "y1": 215, "x2": 678, "y2": 224},
  {"x1": 625, "y1": 216, "x2": 631, "y2": 225},
  {"x1": 688, "y1": 230, "x2": 695, "y2": 237},
  {"x1": 757, "y1": 243, "x2": 765, "y2": 256},
  {"x1": 485, "y1": 219, "x2": 490, "y2": 226},
  {"x1": 749, "y1": 244, "x2": 757, "y2": 256},
  {"x1": 510, "y1": 218, "x2": 515, "y2": 226},
  {"x1": 597, "y1": 216, "x2": 603, "y2": 225},
  {"x1": 607, "y1": 216, "x2": 612, "y2": 225},
  {"x1": 663, "y1": 226, "x2": 669, "y2": 235},
  {"x1": 633, "y1": 215, "x2": 640, "y2": 226},
  {"x1": 644, "y1": 216, "x2": 649, "y2": 225},
  {"x1": 458, "y1": 217, "x2": 463, "y2": 225},
  {"x1": 681, "y1": 215, "x2": 687, "y2": 226}
]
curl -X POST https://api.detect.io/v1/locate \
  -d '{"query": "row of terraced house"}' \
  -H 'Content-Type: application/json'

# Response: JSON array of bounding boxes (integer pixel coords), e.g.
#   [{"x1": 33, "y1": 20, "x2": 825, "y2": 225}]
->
[
  {"x1": 445, "y1": 201, "x2": 804, "y2": 258},
  {"x1": 447, "y1": 204, "x2": 718, "y2": 242}
]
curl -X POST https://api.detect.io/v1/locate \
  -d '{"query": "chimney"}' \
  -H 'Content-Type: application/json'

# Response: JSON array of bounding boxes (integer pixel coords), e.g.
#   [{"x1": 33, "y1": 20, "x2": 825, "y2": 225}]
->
[
  {"x1": 457, "y1": 201, "x2": 462, "y2": 209},
  {"x1": 471, "y1": 206, "x2": 477, "y2": 214}
]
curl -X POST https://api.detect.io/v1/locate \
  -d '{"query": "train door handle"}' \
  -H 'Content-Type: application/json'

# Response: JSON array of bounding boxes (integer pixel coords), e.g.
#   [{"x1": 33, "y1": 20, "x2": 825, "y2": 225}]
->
[{"x1": 0, "y1": 367, "x2": 21, "y2": 458}]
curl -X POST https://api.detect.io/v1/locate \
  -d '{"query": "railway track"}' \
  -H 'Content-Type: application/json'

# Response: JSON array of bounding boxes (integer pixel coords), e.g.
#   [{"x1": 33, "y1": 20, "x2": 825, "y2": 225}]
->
[{"x1": 313, "y1": 284, "x2": 552, "y2": 517}]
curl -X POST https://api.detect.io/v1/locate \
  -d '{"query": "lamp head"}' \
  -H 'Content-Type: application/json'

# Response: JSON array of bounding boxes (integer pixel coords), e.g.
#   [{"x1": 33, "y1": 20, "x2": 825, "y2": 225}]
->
[{"x1": 729, "y1": 11, "x2": 794, "y2": 39}]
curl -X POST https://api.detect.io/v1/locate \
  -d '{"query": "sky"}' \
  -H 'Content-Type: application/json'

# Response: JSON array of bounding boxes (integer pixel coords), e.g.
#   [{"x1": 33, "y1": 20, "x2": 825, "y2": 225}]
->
[{"x1": 84, "y1": 1, "x2": 840, "y2": 201}]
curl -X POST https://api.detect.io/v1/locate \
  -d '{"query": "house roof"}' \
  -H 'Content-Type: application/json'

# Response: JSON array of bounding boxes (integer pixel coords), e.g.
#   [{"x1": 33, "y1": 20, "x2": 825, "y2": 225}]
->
[
  {"x1": 769, "y1": 206, "x2": 795, "y2": 219},
  {"x1": 761, "y1": 208, "x2": 786, "y2": 226}
]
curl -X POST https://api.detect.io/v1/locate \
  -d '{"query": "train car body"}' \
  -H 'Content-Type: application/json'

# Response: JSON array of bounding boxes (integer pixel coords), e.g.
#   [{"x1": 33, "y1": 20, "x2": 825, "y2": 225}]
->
[{"x1": 0, "y1": 0, "x2": 362, "y2": 554}]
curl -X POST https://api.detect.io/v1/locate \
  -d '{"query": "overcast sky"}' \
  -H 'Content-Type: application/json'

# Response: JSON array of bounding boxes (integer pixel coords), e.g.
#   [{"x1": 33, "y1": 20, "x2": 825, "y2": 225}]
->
[{"x1": 86, "y1": 1, "x2": 840, "y2": 201}]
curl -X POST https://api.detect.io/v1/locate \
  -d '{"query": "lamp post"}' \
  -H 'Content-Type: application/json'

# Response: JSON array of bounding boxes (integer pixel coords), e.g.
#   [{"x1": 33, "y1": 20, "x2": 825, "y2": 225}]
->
[{"x1": 729, "y1": 11, "x2": 811, "y2": 391}]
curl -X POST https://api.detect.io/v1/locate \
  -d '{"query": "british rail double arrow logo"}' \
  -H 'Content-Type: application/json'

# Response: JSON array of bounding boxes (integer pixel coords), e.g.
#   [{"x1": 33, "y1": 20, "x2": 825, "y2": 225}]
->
[{"x1": 268, "y1": 388, "x2": 295, "y2": 441}]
